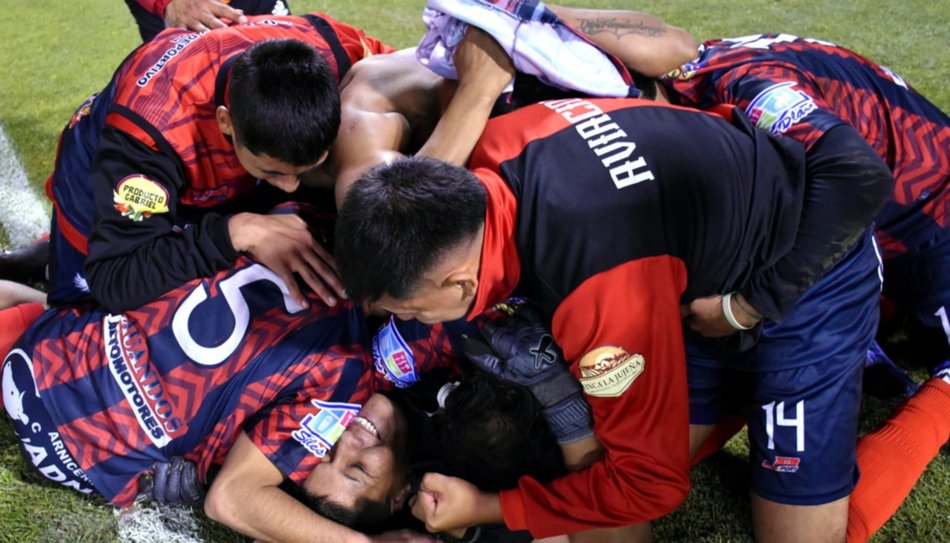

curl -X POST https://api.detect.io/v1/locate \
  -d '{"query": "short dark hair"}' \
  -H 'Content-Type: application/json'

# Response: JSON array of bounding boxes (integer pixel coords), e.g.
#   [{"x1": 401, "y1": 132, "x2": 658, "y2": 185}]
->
[
  {"x1": 438, "y1": 373, "x2": 565, "y2": 491},
  {"x1": 295, "y1": 491, "x2": 391, "y2": 530},
  {"x1": 335, "y1": 157, "x2": 487, "y2": 303},
  {"x1": 228, "y1": 39, "x2": 340, "y2": 166}
]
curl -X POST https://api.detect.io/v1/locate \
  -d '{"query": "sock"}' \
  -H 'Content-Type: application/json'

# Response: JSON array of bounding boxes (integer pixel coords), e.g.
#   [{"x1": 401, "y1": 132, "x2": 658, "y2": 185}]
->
[
  {"x1": 0, "y1": 303, "x2": 45, "y2": 410},
  {"x1": 847, "y1": 379, "x2": 950, "y2": 542},
  {"x1": 691, "y1": 412, "x2": 746, "y2": 466}
]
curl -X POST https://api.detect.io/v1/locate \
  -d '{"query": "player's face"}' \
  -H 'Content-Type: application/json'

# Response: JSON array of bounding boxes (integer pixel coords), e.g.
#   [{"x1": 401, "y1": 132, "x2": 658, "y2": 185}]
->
[
  {"x1": 370, "y1": 286, "x2": 472, "y2": 324},
  {"x1": 233, "y1": 142, "x2": 326, "y2": 193},
  {"x1": 303, "y1": 393, "x2": 410, "y2": 512}
]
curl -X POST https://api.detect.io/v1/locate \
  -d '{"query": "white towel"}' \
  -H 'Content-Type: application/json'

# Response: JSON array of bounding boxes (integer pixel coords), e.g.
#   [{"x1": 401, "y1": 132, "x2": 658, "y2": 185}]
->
[{"x1": 417, "y1": 0, "x2": 638, "y2": 98}]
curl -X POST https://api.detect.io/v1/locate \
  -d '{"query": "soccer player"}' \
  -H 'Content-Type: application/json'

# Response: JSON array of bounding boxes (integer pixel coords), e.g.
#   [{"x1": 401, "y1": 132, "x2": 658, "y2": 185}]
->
[
  {"x1": 323, "y1": 6, "x2": 697, "y2": 205},
  {"x1": 0, "y1": 206, "x2": 443, "y2": 542},
  {"x1": 655, "y1": 34, "x2": 949, "y2": 363},
  {"x1": 333, "y1": 89, "x2": 892, "y2": 542},
  {"x1": 45, "y1": 12, "x2": 392, "y2": 312}
]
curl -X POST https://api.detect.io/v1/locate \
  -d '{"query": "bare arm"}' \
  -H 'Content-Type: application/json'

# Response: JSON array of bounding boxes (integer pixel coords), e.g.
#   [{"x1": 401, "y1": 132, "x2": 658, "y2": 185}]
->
[
  {"x1": 415, "y1": 28, "x2": 515, "y2": 165},
  {"x1": 205, "y1": 431, "x2": 372, "y2": 543},
  {"x1": 548, "y1": 5, "x2": 697, "y2": 77}
]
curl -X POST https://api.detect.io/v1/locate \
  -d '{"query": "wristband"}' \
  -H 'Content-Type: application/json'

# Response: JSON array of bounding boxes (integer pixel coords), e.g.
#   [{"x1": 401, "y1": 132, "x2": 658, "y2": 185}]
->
[
  {"x1": 722, "y1": 292, "x2": 754, "y2": 331},
  {"x1": 733, "y1": 292, "x2": 763, "y2": 321}
]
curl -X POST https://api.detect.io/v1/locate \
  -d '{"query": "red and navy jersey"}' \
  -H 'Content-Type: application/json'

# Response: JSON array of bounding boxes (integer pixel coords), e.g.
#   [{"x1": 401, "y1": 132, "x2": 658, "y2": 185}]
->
[
  {"x1": 659, "y1": 34, "x2": 950, "y2": 259},
  {"x1": 17, "y1": 256, "x2": 374, "y2": 507},
  {"x1": 64, "y1": 14, "x2": 392, "y2": 311},
  {"x1": 461, "y1": 98, "x2": 813, "y2": 537}
]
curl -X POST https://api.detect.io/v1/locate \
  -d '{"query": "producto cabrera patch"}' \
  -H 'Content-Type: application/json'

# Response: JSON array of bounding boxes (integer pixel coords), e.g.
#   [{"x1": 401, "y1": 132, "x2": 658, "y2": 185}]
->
[
  {"x1": 578, "y1": 346, "x2": 644, "y2": 397},
  {"x1": 372, "y1": 316, "x2": 418, "y2": 388},
  {"x1": 113, "y1": 175, "x2": 169, "y2": 221},
  {"x1": 291, "y1": 400, "x2": 360, "y2": 459}
]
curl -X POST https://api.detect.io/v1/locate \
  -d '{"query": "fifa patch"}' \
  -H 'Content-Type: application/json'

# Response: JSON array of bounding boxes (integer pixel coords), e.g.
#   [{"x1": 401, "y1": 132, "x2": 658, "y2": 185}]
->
[
  {"x1": 578, "y1": 346, "x2": 644, "y2": 397},
  {"x1": 113, "y1": 175, "x2": 169, "y2": 221},
  {"x1": 761, "y1": 456, "x2": 801, "y2": 473},
  {"x1": 372, "y1": 316, "x2": 418, "y2": 388},
  {"x1": 292, "y1": 400, "x2": 360, "y2": 458},
  {"x1": 745, "y1": 82, "x2": 817, "y2": 135}
]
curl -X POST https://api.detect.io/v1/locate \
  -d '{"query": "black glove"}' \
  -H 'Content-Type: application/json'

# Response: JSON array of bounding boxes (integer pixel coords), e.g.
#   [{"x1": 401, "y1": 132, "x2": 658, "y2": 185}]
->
[
  {"x1": 139, "y1": 456, "x2": 205, "y2": 505},
  {"x1": 463, "y1": 303, "x2": 593, "y2": 444}
]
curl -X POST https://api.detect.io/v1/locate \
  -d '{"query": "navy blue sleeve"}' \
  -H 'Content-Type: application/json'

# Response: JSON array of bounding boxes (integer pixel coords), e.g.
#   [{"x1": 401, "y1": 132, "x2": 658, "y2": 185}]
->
[
  {"x1": 85, "y1": 125, "x2": 239, "y2": 313},
  {"x1": 740, "y1": 124, "x2": 893, "y2": 320}
]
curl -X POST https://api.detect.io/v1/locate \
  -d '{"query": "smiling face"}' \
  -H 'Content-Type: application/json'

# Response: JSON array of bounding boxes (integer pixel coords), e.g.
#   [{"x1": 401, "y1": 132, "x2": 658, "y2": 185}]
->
[{"x1": 301, "y1": 393, "x2": 411, "y2": 518}]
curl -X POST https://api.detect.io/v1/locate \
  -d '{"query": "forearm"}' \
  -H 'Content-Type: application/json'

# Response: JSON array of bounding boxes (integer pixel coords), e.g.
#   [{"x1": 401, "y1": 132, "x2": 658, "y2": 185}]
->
[
  {"x1": 86, "y1": 211, "x2": 237, "y2": 311},
  {"x1": 548, "y1": 6, "x2": 697, "y2": 77},
  {"x1": 416, "y1": 81, "x2": 498, "y2": 166}
]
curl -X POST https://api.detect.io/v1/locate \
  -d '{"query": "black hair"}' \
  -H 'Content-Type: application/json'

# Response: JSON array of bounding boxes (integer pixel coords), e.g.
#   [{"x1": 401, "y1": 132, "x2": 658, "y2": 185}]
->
[
  {"x1": 228, "y1": 39, "x2": 340, "y2": 166},
  {"x1": 286, "y1": 484, "x2": 391, "y2": 531},
  {"x1": 437, "y1": 373, "x2": 565, "y2": 491},
  {"x1": 335, "y1": 156, "x2": 487, "y2": 304}
]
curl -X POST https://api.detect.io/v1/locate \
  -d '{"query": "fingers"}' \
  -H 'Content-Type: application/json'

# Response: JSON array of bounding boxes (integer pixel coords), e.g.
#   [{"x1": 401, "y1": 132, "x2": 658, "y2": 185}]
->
[
  {"x1": 295, "y1": 243, "x2": 344, "y2": 307},
  {"x1": 461, "y1": 335, "x2": 503, "y2": 374},
  {"x1": 206, "y1": 0, "x2": 246, "y2": 25},
  {"x1": 410, "y1": 489, "x2": 439, "y2": 528},
  {"x1": 151, "y1": 461, "x2": 169, "y2": 503}
]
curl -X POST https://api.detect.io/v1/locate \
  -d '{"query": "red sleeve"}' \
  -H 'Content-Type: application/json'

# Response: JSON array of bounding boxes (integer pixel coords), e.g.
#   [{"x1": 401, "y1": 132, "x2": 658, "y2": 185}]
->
[
  {"x1": 134, "y1": 0, "x2": 172, "y2": 17},
  {"x1": 499, "y1": 256, "x2": 692, "y2": 538}
]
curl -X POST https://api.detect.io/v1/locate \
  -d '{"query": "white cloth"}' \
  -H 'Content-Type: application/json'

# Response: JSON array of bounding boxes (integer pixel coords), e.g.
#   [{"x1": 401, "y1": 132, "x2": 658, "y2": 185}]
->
[{"x1": 417, "y1": 0, "x2": 637, "y2": 97}]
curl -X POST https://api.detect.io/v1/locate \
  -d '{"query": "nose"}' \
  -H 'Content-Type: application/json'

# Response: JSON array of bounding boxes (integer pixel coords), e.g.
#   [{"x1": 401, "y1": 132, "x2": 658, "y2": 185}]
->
[{"x1": 270, "y1": 175, "x2": 300, "y2": 193}]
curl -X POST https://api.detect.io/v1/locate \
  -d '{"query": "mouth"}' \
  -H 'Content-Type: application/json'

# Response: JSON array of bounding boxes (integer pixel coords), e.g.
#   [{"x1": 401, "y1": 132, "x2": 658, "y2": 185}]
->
[{"x1": 351, "y1": 415, "x2": 380, "y2": 440}]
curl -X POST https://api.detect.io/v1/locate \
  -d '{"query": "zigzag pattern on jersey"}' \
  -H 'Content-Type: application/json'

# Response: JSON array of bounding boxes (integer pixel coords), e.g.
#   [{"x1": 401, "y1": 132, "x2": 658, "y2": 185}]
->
[{"x1": 33, "y1": 318, "x2": 105, "y2": 393}]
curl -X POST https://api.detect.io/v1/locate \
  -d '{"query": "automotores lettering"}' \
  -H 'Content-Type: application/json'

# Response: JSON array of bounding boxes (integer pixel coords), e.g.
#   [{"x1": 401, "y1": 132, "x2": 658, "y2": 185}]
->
[{"x1": 104, "y1": 314, "x2": 186, "y2": 447}]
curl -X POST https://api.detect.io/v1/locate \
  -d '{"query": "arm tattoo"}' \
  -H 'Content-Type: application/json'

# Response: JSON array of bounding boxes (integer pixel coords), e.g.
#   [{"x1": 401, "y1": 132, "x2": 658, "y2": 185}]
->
[{"x1": 577, "y1": 17, "x2": 666, "y2": 39}]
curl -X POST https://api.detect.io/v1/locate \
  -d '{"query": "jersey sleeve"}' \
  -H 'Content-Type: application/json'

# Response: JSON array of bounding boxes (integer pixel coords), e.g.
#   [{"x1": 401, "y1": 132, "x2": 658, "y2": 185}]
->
[
  {"x1": 498, "y1": 256, "x2": 692, "y2": 538},
  {"x1": 134, "y1": 0, "x2": 171, "y2": 17},
  {"x1": 84, "y1": 121, "x2": 240, "y2": 313},
  {"x1": 739, "y1": 124, "x2": 893, "y2": 320},
  {"x1": 243, "y1": 350, "x2": 375, "y2": 485},
  {"x1": 715, "y1": 63, "x2": 845, "y2": 151}
]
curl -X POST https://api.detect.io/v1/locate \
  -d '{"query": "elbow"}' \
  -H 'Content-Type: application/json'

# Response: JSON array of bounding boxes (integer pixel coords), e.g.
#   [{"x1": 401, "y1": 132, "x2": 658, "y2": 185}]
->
[{"x1": 204, "y1": 479, "x2": 239, "y2": 527}]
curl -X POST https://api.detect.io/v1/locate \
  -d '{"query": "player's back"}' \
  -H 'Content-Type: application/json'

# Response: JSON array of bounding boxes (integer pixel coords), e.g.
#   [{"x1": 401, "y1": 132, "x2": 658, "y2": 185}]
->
[
  {"x1": 662, "y1": 34, "x2": 950, "y2": 255},
  {"x1": 17, "y1": 256, "x2": 371, "y2": 505}
]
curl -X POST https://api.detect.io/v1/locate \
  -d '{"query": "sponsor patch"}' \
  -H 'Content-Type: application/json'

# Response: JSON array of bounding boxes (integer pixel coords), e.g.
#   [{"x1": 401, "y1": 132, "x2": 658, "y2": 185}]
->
[
  {"x1": 68, "y1": 93, "x2": 98, "y2": 129},
  {"x1": 372, "y1": 316, "x2": 418, "y2": 388},
  {"x1": 665, "y1": 59, "x2": 702, "y2": 80},
  {"x1": 292, "y1": 400, "x2": 359, "y2": 458},
  {"x1": 113, "y1": 175, "x2": 169, "y2": 221},
  {"x1": 578, "y1": 346, "x2": 644, "y2": 397},
  {"x1": 761, "y1": 456, "x2": 801, "y2": 473},
  {"x1": 104, "y1": 315, "x2": 186, "y2": 447},
  {"x1": 745, "y1": 82, "x2": 817, "y2": 135}
]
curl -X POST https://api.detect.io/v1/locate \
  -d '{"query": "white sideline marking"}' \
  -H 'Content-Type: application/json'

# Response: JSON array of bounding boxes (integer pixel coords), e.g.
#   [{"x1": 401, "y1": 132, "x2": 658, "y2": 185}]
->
[
  {"x1": 0, "y1": 123, "x2": 49, "y2": 248},
  {"x1": 115, "y1": 504, "x2": 205, "y2": 543}
]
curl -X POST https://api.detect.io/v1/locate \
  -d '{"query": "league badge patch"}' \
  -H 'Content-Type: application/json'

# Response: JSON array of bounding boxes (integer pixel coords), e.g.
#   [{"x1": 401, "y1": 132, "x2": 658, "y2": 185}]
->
[
  {"x1": 372, "y1": 316, "x2": 418, "y2": 388},
  {"x1": 292, "y1": 400, "x2": 360, "y2": 459},
  {"x1": 578, "y1": 346, "x2": 644, "y2": 397},
  {"x1": 113, "y1": 175, "x2": 169, "y2": 221},
  {"x1": 745, "y1": 82, "x2": 817, "y2": 135},
  {"x1": 68, "y1": 93, "x2": 98, "y2": 129}
]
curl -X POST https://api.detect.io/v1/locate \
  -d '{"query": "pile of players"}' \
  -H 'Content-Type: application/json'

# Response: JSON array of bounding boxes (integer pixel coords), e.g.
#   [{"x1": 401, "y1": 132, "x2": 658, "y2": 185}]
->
[{"x1": 1, "y1": 1, "x2": 948, "y2": 542}]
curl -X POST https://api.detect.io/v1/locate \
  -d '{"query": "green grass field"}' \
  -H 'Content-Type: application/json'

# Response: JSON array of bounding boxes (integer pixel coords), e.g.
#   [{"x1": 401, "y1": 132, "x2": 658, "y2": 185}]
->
[{"x1": 0, "y1": 0, "x2": 948, "y2": 541}]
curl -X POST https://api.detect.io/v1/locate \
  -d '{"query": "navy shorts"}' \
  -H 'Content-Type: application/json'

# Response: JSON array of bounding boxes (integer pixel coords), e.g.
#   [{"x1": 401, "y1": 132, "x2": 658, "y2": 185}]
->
[
  {"x1": 882, "y1": 227, "x2": 950, "y2": 363},
  {"x1": 687, "y1": 230, "x2": 880, "y2": 505},
  {"x1": 2, "y1": 348, "x2": 97, "y2": 495}
]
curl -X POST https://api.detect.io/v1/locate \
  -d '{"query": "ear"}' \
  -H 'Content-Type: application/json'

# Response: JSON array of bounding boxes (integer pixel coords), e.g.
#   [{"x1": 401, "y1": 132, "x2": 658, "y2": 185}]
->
[
  {"x1": 443, "y1": 270, "x2": 478, "y2": 304},
  {"x1": 391, "y1": 483, "x2": 412, "y2": 512},
  {"x1": 216, "y1": 106, "x2": 234, "y2": 137}
]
